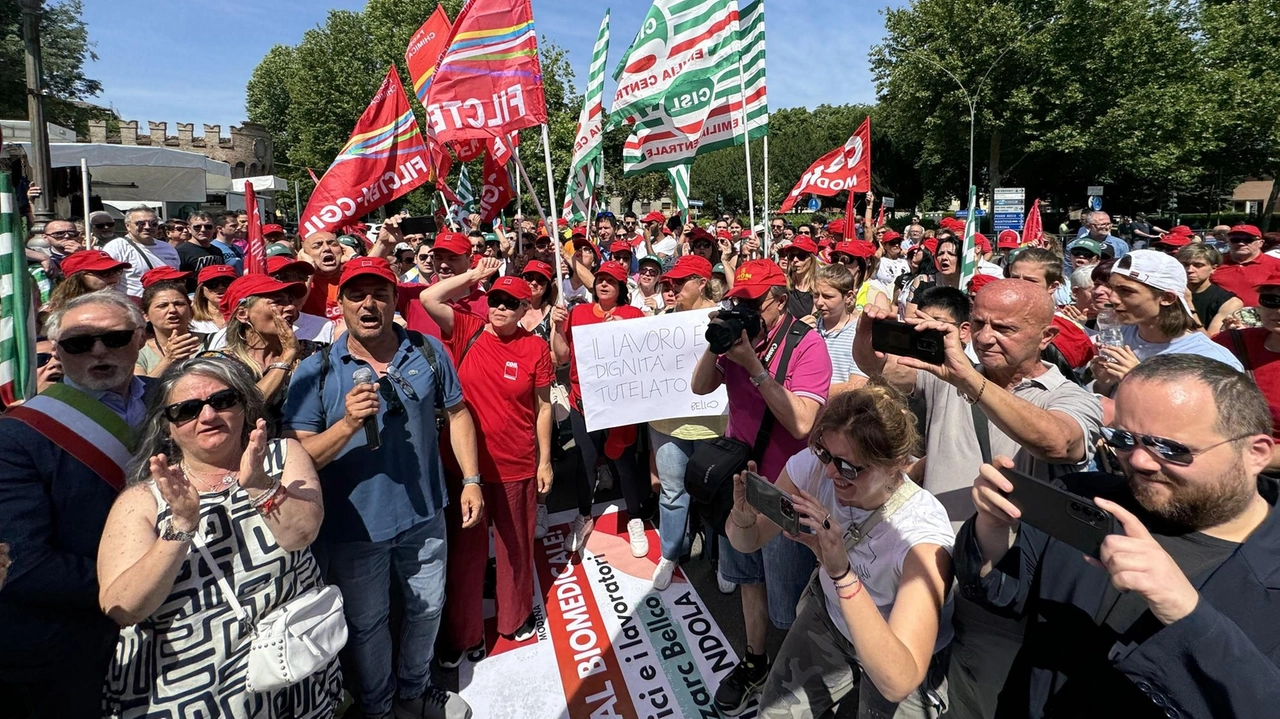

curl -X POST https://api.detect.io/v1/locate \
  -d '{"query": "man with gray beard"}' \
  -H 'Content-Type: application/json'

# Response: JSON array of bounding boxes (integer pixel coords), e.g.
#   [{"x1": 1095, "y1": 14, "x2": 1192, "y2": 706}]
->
[{"x1": 957, "y1": 353, "x2": 1280, "y2": 718}]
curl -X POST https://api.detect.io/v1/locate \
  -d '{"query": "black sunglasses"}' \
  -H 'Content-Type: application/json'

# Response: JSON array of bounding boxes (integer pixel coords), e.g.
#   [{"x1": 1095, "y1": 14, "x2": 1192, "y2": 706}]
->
[
  {"x1": 56, "y1": 328, "x2": 136, "y2": 355},
  {"x1": 1258, "y1": 293, "x2": 1280, "y2": 309},
  {"x1": 813, "y1": 443, "x2": 864, "y2": 481},
  {"x1": 487, "y1": 293, "x2": 522, "y2": 311},
  {"x1": 1102, "y1": 427, "x2": 1252, "y2": 467},
  {"x1": 190, "y1": 223, "x2": 214, "y2": 230},
  {"x1": 163, "y1": 388, "x2": 242, "y2": 425},
  {"x1": 522, "y1": 273, "x2": 547, "y2": 284},
  {"x1": 37, "y1": 352, "x2": 53, "y2": 368},
  {"x1": 93, "y1": 222, "x2": 115, "y2": 229}
]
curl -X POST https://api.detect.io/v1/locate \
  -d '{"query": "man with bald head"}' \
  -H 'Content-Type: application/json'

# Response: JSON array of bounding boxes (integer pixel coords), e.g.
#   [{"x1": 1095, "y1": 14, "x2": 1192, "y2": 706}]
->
[{"x1": 855, "y1": 279, "x2": 1103, "y2": 719}]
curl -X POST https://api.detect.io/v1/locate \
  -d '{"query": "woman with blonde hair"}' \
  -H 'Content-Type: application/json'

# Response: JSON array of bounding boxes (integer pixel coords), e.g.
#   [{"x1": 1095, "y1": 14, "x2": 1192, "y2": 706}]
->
[
  {"x1": 778, "y1": 235, "x2": 819, "y2": 317},
  {"x1": 726, "y1": 382, "x2": 953, "y2": 717}
]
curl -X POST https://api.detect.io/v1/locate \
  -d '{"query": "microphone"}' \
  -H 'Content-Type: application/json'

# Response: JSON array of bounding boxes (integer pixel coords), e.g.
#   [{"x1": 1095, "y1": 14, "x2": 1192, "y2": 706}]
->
[{"x1": 352, "y1": 367, "x2": 380, "y2": 450}]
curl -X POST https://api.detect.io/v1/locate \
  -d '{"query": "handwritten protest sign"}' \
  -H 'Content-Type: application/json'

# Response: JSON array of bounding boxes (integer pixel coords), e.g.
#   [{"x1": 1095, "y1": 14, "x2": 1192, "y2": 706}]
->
[{"x1": 575, "y1": 309, "x2": 728, "y2": 432}]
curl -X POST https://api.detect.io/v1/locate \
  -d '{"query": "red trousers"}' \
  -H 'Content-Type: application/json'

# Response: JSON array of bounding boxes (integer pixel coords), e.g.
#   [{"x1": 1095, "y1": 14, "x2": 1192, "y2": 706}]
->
[{"x1": 441, "y1": 474, "x2": 537, "y2": 649}]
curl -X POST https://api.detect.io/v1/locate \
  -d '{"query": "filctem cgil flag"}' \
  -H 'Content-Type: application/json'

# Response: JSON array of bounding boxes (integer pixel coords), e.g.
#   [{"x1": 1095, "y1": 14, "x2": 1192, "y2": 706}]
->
[
  {"x1": 563, "y1": 11, "x2": 611, "y2": 224},
  {"x1": 778, "y1": 117, "x2": 871, "y2": 213}
]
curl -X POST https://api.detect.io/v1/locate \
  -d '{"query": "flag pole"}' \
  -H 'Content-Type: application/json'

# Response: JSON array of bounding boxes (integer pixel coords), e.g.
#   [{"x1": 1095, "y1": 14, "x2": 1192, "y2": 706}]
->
[
  {"x1": 734, "y1": 50, "x2": 756, "y2": 237},
  {"x1": 762, "y1": 134, "x2": 770, "y2": 253},
  {"x1": 80, "y1": 158, "x2": 91, "y2": 246},
  {"x1": 512, "y1": 143, "x2": 566, "y2": 301},
  {"x1": 539, "y1": 123, "x2": 565, "y2": 298}
]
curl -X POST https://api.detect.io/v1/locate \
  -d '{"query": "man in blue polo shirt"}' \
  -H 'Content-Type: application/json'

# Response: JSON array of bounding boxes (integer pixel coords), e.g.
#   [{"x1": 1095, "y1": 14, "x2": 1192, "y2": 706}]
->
[{"x1": 284, "y1": 256, "x2": 483, "y2": 719}]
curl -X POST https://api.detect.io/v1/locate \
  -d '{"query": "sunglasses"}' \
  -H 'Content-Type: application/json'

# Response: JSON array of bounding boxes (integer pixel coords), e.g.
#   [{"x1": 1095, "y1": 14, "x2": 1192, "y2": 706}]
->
[
  {"x1": 1228, "y1": 236, "x2": 1259, "y2": 244},
  {"x1": 779, "y1": 251, "x2": 810, "y2": 261},
  {"x1": 797, "y1": 230, "x2": 812, "y2": 236},
  {"x1": 56, "y1": 328, "x2": 136, "y2": 355},
  {"x1": 487, "y1": 293, "x2": 522, "y2": 311},
  {"x1": 535, "y1": 240, "x2": 552, "y2": 249},
  {"x1": 1102, "y1": 427, "x2": 1252, "y2": 466},
  {"x1": 638, "y1": 266, "x2": 660, "y2": 276},
  {"x1": 595, "y1": 211, "x2": 615, "y2": 220},
  {"x1": 94, "y1": 222, "x2": 115, "y2": 229},
  {"x1": 417, "y1": 253, "x2": 432, "y2": 261},
  {"x1": 37, "y1": 351, "x2": 53, "y2": 368},
  {"x1": 132, "y1": 220, "x2": 159, "y2": 228},
  {"x1": 691, "y1": 240, "x2": 714, "y2": 249},
  {"x1": 190, "y1": 223, "x2": 214, "y2": 231},
  {"x1": 522, "y1": 273, "x2": 548, "y2": 284},
  {"x1": 1069, "y1": 251, "x2": 1097, "y2": 259},
  {"x1": 1258, "y1": 294, "x2": 1280, "y2": 309},
  {"x1": 813, "y1": 443, "x2": 864, "y2": 481},
  {"x1": 204, "y1": 279, "x2": 233, "y2": 292},
  {"x1": 47, "y1": 230, "x2": 82, "y2": 239},
  {"x1": 163, "y1": 388, "x2": 242, "y2": 425}
]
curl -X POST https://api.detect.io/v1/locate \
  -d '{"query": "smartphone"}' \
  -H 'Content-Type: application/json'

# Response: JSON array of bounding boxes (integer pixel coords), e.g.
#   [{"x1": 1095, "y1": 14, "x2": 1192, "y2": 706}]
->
[
  {"x1": 745, "y1": 471, "x2": 814, "y2": 535},
  {"x1": 871, "y1": 318, "x2": 947, "y2": 365},
  {"x1": 999, "y1": 467, "x2": 1120, "y2": 558},
  {"x1": 399, "y1": 215, "x2": 437, "y2": 236}
]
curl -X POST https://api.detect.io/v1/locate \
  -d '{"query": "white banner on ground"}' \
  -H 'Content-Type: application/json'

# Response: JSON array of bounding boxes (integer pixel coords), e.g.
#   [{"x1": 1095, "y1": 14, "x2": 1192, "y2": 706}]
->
[
  {"x1": 574, "y1": 309, "x2": 729, "y2": 432},
  {"x1": 459, "y1": 505, "x2": 753, "y2": 718}
]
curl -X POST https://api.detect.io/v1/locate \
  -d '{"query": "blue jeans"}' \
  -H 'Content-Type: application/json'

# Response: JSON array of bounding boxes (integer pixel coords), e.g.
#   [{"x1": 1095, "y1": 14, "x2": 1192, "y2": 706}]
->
[
  {"x1": 719, "y1": 531, "x2": 817, "y2": 629},
  {"x1": 650, "y1": 429, "x2": 696, "y2": 561},
  {"x1": 315, "y1": 512, "x2": 447, "y2": 716}
]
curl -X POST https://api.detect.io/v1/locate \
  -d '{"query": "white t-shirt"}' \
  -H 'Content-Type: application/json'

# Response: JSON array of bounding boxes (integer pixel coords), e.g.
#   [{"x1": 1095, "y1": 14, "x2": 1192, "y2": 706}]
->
[
  {"x1": 630, "y1": 285, "x2": 665, "y2": 314},
  {"x1": 103, "y1": 236, "x2": 181, "y2": 297},
  {"x1": 205, "y1": 312, "x2": 336, "y2": 350},
  {"x1": 785, "y1": 450, "x2": 956, "y2": 651},
  {"x1": 562, "y1": 278, "x2": 593, "y2": 306},
  {"x1": 1118, "y1": 324, "x2": 1243, "y2": 371},
  {"x1": 875, "y1": 257, "x2": 911, "y2": 287},
  {"x1": 652, "y1": 236, "x2": 678, "y2": 258}
]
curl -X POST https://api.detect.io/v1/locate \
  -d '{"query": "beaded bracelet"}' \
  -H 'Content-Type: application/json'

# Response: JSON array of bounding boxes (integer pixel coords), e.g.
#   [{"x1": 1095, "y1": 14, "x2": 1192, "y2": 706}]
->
[
  {"x1": 833, "y1": 575, "x2": 859, "y2": 590},
  {"x1": 838, "y1": 580, "x2": 864, "y2": 600}
]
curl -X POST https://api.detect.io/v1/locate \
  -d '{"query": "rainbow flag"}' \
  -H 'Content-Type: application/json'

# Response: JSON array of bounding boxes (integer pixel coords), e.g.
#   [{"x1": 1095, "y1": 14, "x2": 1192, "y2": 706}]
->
[{"x1": 406, "y1": 6, "x2": 453, "y2": 102}]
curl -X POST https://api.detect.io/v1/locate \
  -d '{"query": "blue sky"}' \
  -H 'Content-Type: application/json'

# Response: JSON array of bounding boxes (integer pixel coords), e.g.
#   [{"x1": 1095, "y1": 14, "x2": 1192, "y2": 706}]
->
[{"x1": 77, "y1": 0, "x2": 898, "y2": 133}]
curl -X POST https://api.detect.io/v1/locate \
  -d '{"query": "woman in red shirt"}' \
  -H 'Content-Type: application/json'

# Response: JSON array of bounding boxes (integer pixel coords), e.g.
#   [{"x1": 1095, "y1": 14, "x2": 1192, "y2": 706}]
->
[
  {"x1": 551, "y1": 261, "x2": 651, "y2": 555},
  {"x1": 420, "y1": 258, "x2": 554, "y2": 659}
]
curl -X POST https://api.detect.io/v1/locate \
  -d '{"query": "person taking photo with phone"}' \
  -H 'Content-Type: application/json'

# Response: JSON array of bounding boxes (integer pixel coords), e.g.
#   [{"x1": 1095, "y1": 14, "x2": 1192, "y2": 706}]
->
[{"x1": 727, "y1": 384, "x2": 955, "y2": 718}]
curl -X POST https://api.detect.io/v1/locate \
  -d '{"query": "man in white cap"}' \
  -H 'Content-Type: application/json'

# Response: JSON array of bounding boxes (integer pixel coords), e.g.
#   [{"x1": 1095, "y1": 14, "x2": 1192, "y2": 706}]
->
[{"x1": 87, "y1": 210, "x2": 117, "y2": 247}]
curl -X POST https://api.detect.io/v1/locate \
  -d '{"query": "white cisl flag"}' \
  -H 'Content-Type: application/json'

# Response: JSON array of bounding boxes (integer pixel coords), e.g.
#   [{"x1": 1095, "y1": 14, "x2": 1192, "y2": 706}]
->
[
  {"x1": 563, "y1": 11, "x2": 610, "y2": 224},
  {"x1": 608, "y1": 0, "x2": 742, "y2": 124},
  {"x1": 778, "y1": 116, "x2": 871, "y2": 213},
  {"x1": 621, "y1": 0, "x2": 767, "y2": 175}
]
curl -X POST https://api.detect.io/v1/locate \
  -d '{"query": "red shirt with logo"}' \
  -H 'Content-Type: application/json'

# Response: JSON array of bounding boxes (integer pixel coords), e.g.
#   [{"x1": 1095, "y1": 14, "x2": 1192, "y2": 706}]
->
[
  {"x1": 302, "y1": 272, "x2": 343, "y2": 321},
  {"x1": 397, "y1": 282, "x2": 489, "y2": 345},
  {"x1": 1210, "y1": 254, "x2": 1280, "y2": 307},
  {"x1": 565, "y1": 303, "x2": 646, "y2": 408},
  {"x1": 443, "y1": 308, "x2": 554, "y2": 481}
]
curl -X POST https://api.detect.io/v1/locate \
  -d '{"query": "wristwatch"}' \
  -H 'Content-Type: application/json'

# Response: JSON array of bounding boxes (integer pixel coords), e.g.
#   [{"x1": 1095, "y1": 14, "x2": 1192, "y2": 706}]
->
[
  {"x1": 750, "y1": 370, "x2": 771, "y2": 387},
  {"x1": 267, "y1": 362, "x2": 293, "y2": 373},
  {"x1": 160, "y1": 518, "x2": 198, "y2": 543},
  {"x1": 462, "y1": 475, "x2": 483, "y2": 487}
]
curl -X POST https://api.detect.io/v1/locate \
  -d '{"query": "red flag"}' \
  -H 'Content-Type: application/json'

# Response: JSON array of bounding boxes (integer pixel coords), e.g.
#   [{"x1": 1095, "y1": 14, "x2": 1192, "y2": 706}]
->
[
  {"x1": 244, "y1": 184, "x2": 267, "y2": 275},
  {"x1": 876, "y1": 203, "x2": 885, "y2": 227},
  {"x1": 780, "y1": 117, "x2": 871, "y2": 213},
  {"x1": 405, "y1": 6, "x2": 453, "y2": 104},
  {"x1": 1022, "y1": 198, "x2": 1043, "y2": 246},
  {"x1": 450, "y1": 138, "x2": 487, "y2": 163},
  {"x1": 429, "y1": 141, "x2": 462, "y2": 204},
  {"x1": 490, "y1": 131, "x2": 519, "y2": 167},
  {"x1": 479, "y1": 142, "x2": 515, "y2": 222},
  {"x1": 301, "y1": 67, "x2": 432, "y2": 237},
  {"x1": 423, "y1": 0, "x2": 547, "y2": 143}
]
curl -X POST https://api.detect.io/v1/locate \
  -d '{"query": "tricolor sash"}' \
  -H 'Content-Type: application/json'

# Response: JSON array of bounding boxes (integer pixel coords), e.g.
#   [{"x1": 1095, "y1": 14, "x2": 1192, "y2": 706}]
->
[{"x1": 5, "y1": 383, "x2": 138, "y2": 492}]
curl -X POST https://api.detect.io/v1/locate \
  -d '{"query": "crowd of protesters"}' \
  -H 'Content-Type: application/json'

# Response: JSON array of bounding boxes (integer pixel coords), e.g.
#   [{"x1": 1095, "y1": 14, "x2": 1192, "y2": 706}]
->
[{"x1": 2, "y1": 201, "x2": 1279, "y2": 719}]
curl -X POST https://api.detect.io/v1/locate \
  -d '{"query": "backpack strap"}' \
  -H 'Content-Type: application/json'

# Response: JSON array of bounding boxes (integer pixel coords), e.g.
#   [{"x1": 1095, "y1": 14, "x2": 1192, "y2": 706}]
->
[
  {"x1": 749, "y1": 316, "x2": 811, "y2": 463},
  {"x1": 458, "y1": 325, "x2": 486, "y2": 369},
  {"x1": 317, "y1": 342, "x2": 333, "y2": 423},
  {"x1": 406, "y1": 330, "x2": 447, "y2": 414}
]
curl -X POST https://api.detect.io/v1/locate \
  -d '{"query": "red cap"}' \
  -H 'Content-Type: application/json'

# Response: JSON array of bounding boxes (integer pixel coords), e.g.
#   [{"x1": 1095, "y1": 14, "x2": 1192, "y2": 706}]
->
[
  {"x1": 642, "y1": 211, "x2": 665, "y2": 224},
  {"x1": 716, "y1": 229, "x2": 733, "y2": 241},
  {"x1": 267, "y1": 255, "x2": 315, "y2": 277},
  {"x1": 594, "y1": 261, "x2": 629, "y2": 284},
  {"x1": 968, "y1": 273, "x2": 1000, "y2": 294},
  {"x1": 661, "y1": 255, "x2": 713, "y2": 283},
  {"x1": 489, "y1": 275, "x2": 532, "y2": 302},
  {"x1": 141, "y1": 266, "x2": 191, "y2": 289},
  {"x1": 1229, "y1": 224, "x2": 1262, "y2": 240},
  {"x1": 557, "y1": 217, "x2": 569, "y2": 227},
  {"x1": 940, "y1": 217, "x2": 965, "y2": 231},
  {"x1": 432, "y1": 231, "x2": 471, "y2": 256},
  {"x1": 262, "y1": 223, "x2": 285, "y2": 236},
  {"x1": 997, "y1": 230, "x2": 1021, "y2": 249},
  {"x1": 881, "y1": 230, "x2": 903, "y2": 243},
  {"x1": 339, "y1": 256, "x2": 398, "y2": 288},
  {"x1": 923, "y1": 238, "x2": 939, "y2": 254},
  {"x1": 521, "y1": 259, "x2": 554, "y2": 281},
  {"x1": 832, "y1": 240, "x2": 876, "y2": 259},
  {"x1": 827, "y1": 218, "x2": 846, "y2": 235},
  {"x1": 973, "y1": 233, "x2": 991, "y2": 254},
  {"x1": 198, "y1": 264, "x2": 238, "y2": 285},
  {"x1": 725, "y1": 259, "x2": 787, "y2": 299},
  {"x1": 219, "y1": 274, "x2": 306, "y2": 320},
  {"x1": 818, "y1": 238, "x2": 832, "y2": 249},
  {"x1": 570, "y1": 225, "x2": 588, "y2": 238},
  {"x1": 688, "y1": 227, "x2": 715, "y2": 243},
  {"x1": 1167, "y1": 225, "x2": 1194, "y2": 237},
  {"x1": 1154, "y1": 233, "x2": 1192, "y2": 248},
  {"x1": 786, "y1": 236, "x2": 819, "y2": 255},
  {"x1": 61, "y1": 249, "x2": 130, "y2": 276},
  {"x1": 609, "y1": 240, "x2": 633, "y2": 255}
]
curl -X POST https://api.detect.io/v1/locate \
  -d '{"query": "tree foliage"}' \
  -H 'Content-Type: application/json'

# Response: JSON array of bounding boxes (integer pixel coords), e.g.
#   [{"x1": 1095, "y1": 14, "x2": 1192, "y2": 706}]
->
[{"x1": 0, "y1": 0, "x2": 107, "y2": 133}]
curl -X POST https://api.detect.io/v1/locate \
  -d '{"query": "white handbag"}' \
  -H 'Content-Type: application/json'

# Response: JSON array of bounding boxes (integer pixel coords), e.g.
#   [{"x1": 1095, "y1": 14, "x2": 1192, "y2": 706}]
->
[{"x1": 193, "y1": 535, "x2": 348, "y2": 693}]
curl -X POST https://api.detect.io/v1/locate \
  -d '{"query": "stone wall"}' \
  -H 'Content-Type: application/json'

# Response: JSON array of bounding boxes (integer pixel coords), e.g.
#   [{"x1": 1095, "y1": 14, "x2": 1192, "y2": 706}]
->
[{"x1": 85, "y1": 119, "x2": 274, "y2": 178}]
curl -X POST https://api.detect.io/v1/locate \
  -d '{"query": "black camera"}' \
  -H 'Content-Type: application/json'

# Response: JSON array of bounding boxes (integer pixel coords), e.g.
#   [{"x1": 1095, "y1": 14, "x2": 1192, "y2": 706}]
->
[{"x1": 706, "y1": 307, "x2": 764, "y2": 354}]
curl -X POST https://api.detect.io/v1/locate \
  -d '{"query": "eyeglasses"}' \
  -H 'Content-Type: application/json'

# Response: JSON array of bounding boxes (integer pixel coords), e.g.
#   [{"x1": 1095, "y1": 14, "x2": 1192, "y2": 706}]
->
[
  {"x1": 46, "y1": 230, "x2": 81, "y2": 239},
  {"x1": 56, "y1": 328, "x2": 137, "y2": 355},
  {"x1": 797, "y1": 230, "x2": 812, "y2": 236},
  {"x1": 162, "y1": 388, "x2": 242, "y2": 425},
  {"x1": 1228, "y1": 236, "x2": 1260, "y2": 244},
  {"x1": 37, "y1": 351, "x2": 53, "y2": 368},
  {"x1": 691, "y1": 240, "x2": 714, "y2": 249},
  {"x1": 190, "y1": 223, "x2": 214, "y2": 231},
  {"x1": 813, "y1": 443, "x2": 864, "y2": 481},
  {"x1": 638, "y1": 266, "x2": 660, "y2": 276},
  {"x1": 779, "y1": 251, "x2": 810, "y2": 261},
  {"x1": 94, "y1": 222, "x2": 115, "y2": 229},
  {"x1": 1258, "y1": 293, "x2": 1280, "y2": 309},
  {"x1": 1102, "y1": 427, "x2": 1253, "y2": 466},
  {"x1": 534, "y1": 240, "x2": 552, "y2": 249},
  {"x1": 417, "y1": 253, "x2": 432, "y2": 261},
  {"x1": 522, "y1": 273, "x2": 547, "y2": 284},
  {"x1": 487, "y1": 293, "x2": 522, "y2": 311},
  {"x1": 204, "y1": 279, "x2": 233, "y2": 292},
  {"x1": 132, "y1": 220, "x2": 158, "y2": 228},
  {"x1": 1069, "y1": 251, "x2": 1096, "y2": 259}
]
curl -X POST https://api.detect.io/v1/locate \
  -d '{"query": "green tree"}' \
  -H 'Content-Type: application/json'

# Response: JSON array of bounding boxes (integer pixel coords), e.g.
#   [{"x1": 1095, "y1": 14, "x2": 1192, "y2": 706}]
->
[{"x1": 0, "y1": 0, "x2": 107, "y2": 133}]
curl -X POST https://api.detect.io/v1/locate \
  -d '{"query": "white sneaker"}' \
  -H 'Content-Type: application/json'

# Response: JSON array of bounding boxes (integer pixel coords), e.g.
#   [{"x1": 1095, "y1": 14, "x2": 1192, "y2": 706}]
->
[
  {"x1": 627, "y1": 518, "x2": 649, "y2": 557},
  {"x1": 717, "y1": 568, "x2": 736, "y2": 595},
  {"x1": 534, "y1": 504, "x2": 549, "y2": 540},
  {"x1": 566, "y1": 514, "x2": 594, "y2": 554},
  {"x1": 652, "y1": 557, "x2": 677, "y2": 590},
  {"x1": 596, "y1": 464, "x2": 614, "y2": 491}
]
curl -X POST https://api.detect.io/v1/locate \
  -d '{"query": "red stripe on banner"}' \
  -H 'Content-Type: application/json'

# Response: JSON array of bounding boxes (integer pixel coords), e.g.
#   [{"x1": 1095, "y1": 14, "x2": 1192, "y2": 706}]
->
[
  {"x1": 5, "y1": 408, "x2": 126, "y2": 492},
  {"x1": 534, "y1": 525, "x2": 639, "y2": 719},
  {"x1": 668, "y1": 11, "x2": 739, "y2": 58}
]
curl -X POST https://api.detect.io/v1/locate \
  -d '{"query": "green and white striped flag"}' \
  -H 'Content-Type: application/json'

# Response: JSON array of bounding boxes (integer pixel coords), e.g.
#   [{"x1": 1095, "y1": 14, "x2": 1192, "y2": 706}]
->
[
  {"x1": 960, "y1": 184, "x2": 980, "y2": 289},
  {"x1": 667, "y1": 163, "x2": 691, "y2": 215},
  {"x1": 608, "y1": 0, "x2": 742, "y2": 125},
  {"x1": 563, "y1": 11, "x2": 611, "y2": 224},
  {"x1": 621, "y1": 0, "x2": 767, "y2": 176},
  {"x1": 0, "y1": 174, "x2": 36, "y2": 405},
  {"x1": 453, "y1": 165, "x2": 476, "y2": 228}
]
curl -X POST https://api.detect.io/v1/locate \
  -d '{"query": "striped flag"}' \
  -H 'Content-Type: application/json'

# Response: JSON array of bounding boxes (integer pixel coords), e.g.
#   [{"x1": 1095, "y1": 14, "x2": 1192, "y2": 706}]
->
[
  {"x1": 454, "y1": 165, "x2": 476, "y2": 227},
  {"x1": 563, "y1": 12, "x2": 610, "y2": 224},
  {"x1": 959, "y1": 185, "x2": 980, "y2": 288},
  {"x1": 621, "y1": 0, "x2": 766, "y2": 175},
  {"x1": 0, "y1": 174, "x2": 36, "y2": 405},
  {"x1": 667, "y1": 163, "x2": 691, "y2": 215},
  {"x1": 609, "y1": 0, "x2": 742, "y2": 124},
  {"x1": 405, "y1": 6, "x2": 453, "y2": 103}
]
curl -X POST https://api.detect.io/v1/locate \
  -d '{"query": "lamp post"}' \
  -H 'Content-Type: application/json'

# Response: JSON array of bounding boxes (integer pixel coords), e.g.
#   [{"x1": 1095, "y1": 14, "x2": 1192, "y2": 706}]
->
[{"x1": 19, "y1": 0, "x2": 53, "y2": 224}]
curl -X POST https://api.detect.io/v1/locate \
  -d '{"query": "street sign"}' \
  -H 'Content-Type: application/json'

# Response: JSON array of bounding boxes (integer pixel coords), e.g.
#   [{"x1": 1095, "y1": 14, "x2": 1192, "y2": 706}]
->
[
  {"x1": 882, "y1": 197, "x2": 895, "y2": 209},
  {"x1": 807, "y1": 197, "x2": 820, "y2": 212},
  {"x1": 954, "y1": 210, "x2": 988, "y2": 218},
  {"x1": 689, "y1": 199, "x2": 704, "y2": 208},
  {"x1": 993, "y1": 187, "x2": 1025, "y2": 232},
  {"x1": 1087, "y1": 185, "x2": 1104, "y2": 196},
  {"x1": 1089, "y1": 196, "x2": 1102, "y2": 211}
]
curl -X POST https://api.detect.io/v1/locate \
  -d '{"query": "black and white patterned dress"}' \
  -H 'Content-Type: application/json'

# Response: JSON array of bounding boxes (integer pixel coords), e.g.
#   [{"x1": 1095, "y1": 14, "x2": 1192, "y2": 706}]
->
[{"x1": 105, "y1": 442, "x2": 343, "y2": 718}]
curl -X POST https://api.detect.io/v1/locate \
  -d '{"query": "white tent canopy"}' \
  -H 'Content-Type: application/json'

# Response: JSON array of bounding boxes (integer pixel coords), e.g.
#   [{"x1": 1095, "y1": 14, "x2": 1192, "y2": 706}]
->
[{"x1": 16, "y1": 142, "x2": 233, "y2": 203}]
